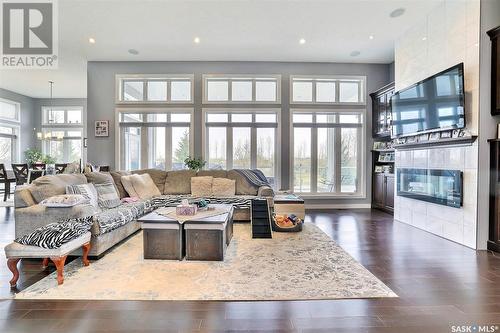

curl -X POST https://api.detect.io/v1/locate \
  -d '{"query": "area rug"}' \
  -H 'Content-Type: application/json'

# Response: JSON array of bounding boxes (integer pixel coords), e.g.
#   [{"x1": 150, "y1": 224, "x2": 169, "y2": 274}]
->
[{"x1": 16, "y1": 223, "x2": 397, "y2": 301}]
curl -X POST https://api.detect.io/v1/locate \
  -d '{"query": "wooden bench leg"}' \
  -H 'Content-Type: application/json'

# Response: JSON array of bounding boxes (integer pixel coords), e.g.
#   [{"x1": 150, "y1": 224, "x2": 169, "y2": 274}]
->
[
  {"x1": 7, "y1": 258, "x2": 20, "y2": 287},
  {"x1": 82, "y1": 242, "x2": 90, "y2": 266},
  {"x1": 50, "y1": 256, "x2": 67, "y2": 285}
]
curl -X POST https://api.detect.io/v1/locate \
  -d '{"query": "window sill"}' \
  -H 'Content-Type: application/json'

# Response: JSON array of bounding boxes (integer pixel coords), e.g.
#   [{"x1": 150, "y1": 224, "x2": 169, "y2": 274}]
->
[{"x1": 292, "y1": 193, "x2": 366, "y2": 200}]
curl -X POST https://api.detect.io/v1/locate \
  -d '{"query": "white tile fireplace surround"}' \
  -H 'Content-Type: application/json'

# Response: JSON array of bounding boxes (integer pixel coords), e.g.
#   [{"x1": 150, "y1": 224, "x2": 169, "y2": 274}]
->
[{"x1": 394, "y1": 144, "x2": 478, "y2": 249}]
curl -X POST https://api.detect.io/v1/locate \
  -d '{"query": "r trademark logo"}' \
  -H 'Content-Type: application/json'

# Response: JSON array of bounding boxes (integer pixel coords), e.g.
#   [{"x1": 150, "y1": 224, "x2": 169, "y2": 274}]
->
[{"x1": 1, "y1": 0, "x2": 58, "y2": 68}]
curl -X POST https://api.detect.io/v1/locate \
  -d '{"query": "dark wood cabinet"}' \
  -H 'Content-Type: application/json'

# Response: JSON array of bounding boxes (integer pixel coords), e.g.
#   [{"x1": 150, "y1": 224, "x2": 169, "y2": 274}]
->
[
  {"x1": 372, "y1": 173, "x2": 394, "y2": 213},
  {"x1": 370, "y1": 82, "x2": 395, "y2": 138},
  {"x1": 487, "y1": 26, "x2": 500, "y2": 115},
  {"x1": 488, "y1": 139, "x2": 500, "y2": 253}
]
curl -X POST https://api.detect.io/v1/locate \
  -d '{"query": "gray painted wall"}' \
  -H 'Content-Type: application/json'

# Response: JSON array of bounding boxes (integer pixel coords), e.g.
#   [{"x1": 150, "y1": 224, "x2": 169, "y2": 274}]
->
[
  {"x1": 87, "y1": 61, "x2": 391, "y2": 205},
  {"x1": 388, "y1": 62, "x2": 395, "y2": 83},
  {"x1": 477, "y1": 0, "x2": 500, "y2": 248},
  {"x1": 0, "y1": 88, "x2": 36, "y2": 161}
]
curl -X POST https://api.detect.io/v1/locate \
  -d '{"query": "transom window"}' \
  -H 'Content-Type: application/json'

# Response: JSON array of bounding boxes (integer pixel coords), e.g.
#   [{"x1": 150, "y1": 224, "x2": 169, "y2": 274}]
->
[
  {"x1": 290, "y1": 76, "x2": 366, "y2": 104},
  {"x1": 42, "y1": 107, "x2": 82, "y2": 125},
  {"x1": 0, "y1": 99, "x2": 20, "y2": 166},
  {"x1": 203, "y1": 75, "x2": 281, "y2": 103},
  {"x1": 117, "y1": 109, "x2": 193, "y2": 171},
  {"x1": 203, "y1": 109, "x2": 279, "y2": 188},
  {"x1": 116, "y1": 75, "x2": 194, "y2": 104},
  {"x1": 291, "y1": 110, "x2": 364, "y2": 196}
]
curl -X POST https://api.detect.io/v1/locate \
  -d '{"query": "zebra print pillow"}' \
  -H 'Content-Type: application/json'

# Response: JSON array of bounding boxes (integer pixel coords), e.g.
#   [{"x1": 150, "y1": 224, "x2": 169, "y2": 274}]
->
[{"x1": 15, "y1": 216, "x2": 93, "y2": 249}]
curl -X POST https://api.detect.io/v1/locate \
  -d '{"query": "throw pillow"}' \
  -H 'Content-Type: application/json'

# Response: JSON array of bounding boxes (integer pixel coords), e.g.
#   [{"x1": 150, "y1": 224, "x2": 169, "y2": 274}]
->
[
  {"x1": 84, "y1": 172, "x2": 114, "y2": 185},
  {"x1": 66, "y1": 183, "x2": 99, "y2": 210},
  {"x1": 110, "y1": 171, "x2": 131, "y2": 198},
  {"x1": 129, "y1": 173, "x2": 161, "y2": 199},
  {"x1": 15, "y1": 216, "x2": 93, "y2": 249},
  {"x1": 211, "y1": 178, "x2": 236, "y2": 196},
  {"x1": 94, "y1": 182, "x2": 121, "y2": 209},
  {"x1": 28, "y1": 173, "x2": 88, "y2": 203},
  {"x1": 191, "y1": 176, "x2": 213, "y2": 197},
  {"x1": 120, "y1": 174, "x2": 139, "y2": 197},
  {"x1": 40, "y1": 194, "x2": 89, "y2": 208}
]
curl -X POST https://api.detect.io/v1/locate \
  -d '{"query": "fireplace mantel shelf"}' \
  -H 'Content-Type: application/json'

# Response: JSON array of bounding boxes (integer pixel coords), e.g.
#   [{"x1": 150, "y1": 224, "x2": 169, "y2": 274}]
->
[{"x1": 394, "y1": 136, "x2": 477, "y2": 150}]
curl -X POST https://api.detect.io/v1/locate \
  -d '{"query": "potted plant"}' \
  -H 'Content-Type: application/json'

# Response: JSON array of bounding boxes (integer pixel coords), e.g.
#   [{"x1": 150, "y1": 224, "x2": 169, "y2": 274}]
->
[
  {"x1": 184, "y1": 156, "x2": 206, "y2": 172},
  {"x1": 24, "y1": 148, "x2": 43, "y2": 166}
]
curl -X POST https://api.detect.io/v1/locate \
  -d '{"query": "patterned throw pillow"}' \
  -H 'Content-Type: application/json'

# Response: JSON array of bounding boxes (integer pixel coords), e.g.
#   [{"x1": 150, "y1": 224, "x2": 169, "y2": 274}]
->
[
  {"x1": 15, "y1": 216, "x2": 93, "y2": 249},
  {"x1": 66, "y1": 183, "x2": 99, "y2": 210},
  {"x1": 40, "y1": 194, "x2": 89, "y2": 207},
  {"x1": 94, "y1": 182, "x2": 121, "y2": 209}
]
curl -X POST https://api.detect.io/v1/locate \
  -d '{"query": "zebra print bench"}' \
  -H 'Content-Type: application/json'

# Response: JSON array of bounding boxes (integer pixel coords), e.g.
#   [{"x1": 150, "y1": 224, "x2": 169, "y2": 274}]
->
[{"x1": 4, "y1": 232, "x2": 91, "y2": 287}]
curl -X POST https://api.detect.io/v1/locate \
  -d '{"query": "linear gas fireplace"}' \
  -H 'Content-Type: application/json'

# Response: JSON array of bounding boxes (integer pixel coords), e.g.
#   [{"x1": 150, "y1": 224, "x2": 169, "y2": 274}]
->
[{"x1": 397, "y1": 168, "x2": 462, "y2": 208}]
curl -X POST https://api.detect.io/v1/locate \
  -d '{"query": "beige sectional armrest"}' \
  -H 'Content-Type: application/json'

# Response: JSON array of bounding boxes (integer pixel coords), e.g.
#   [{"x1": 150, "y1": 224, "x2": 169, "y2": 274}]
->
[
  {"x1": 14, "y1": 185, "x2": 37, "y2": 208},
  {"x1": 14, "y1": 204, "x2": 96, "y2": 238},
  {"x1": 257, "y1": 186, "x2": 274, "y2": 197}
]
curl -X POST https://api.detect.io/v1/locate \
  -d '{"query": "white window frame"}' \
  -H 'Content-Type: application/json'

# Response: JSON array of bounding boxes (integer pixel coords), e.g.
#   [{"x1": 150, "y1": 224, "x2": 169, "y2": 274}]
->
[
  {"x1": 290, "y1": 75, "x2": 366, "y2": 105},
  {"x1": 202, "y1": 108, "x2": 281, "y2": 189},
  {"x1": 0, "y1": 98, "x2": 21, "y2": 166},
  {"x1": 115, "y1": 107, "x2": 194, "y2": 170},
  {"x1": 290, "y1": 108, "x2": 366, "y2": 198},
  {"x1": 115, "y1": 74, "x2": 195, "y2": 105},
  {"x1": 42, "y1": 106, "x2": 83, "y2": 125},
  {"x1": 41, "y1": 128, "x2": 84, "y2": 163},
  {"x1": 202, "y1": 74, "x2": 281, "y2": 104},
  {"x1": 41, "y1": 106, "x2": 84, "y2": 163}
]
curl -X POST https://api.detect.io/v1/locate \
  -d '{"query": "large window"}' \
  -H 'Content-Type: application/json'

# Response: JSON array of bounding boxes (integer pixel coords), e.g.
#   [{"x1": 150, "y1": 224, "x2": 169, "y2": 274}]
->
[
  {"x1": 290, "y1": 76, "x2": 365, "y2": 104},
  {"x1": 291, "y1": 110, "x2": 364, "y2": 196},
  {"x1": 117, "y1": 109, "x2": 193, "y2": 170},
  {"x1": 203, "y1": 109, "x2": 279, "y2": 188},
  {"x1": 41, "y1": 107, "x2": 84, "y2": 163},
  {"x1": 0, "y1": 99, "x2": 20, "y2": 166},
  {"x1": 203, "y1": 75, "x2": 281, "y2": 103},
  {"x1": 116, "y1": 75, "x2": 194, "y2": 104}
]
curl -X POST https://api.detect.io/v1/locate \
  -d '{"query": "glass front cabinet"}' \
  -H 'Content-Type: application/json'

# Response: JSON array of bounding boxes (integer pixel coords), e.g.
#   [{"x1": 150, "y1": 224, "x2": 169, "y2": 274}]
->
[{"x1": 370, "y1": 82, "x2": 394, "y2": 138}]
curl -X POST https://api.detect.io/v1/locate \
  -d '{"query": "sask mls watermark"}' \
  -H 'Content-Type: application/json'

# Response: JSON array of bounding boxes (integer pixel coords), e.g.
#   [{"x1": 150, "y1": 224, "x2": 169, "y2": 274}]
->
[{"x1": 1, "y1": 0, "x2": 58, "y2": 69}]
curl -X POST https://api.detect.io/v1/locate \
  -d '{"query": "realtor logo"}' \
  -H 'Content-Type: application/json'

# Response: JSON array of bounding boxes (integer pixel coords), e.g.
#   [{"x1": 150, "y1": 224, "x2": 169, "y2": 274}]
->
[{"x1": 1, "y1": 0, "x2": 58, "y2": 68}]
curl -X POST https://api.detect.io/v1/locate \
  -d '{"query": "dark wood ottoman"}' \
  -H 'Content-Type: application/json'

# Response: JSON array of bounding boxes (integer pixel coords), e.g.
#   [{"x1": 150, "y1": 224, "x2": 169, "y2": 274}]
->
[
  {"x1": 184, "y1": 204, "x2": 234, "y2": 261},
  {"x1": 138, "y1": 211, "x2": 183, "y2": 260}
]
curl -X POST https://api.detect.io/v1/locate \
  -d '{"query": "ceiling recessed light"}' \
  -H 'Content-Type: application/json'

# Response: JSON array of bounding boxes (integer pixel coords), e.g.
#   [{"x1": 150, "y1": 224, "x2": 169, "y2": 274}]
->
[
  {"x1": 128, "y1": 49, "x2": 139, "y2": 55},
  {"x1": 422, "y1": 36, "x2": 427, "y2": 41},
  {"x1": 299, "y1": 38, "x2": 306, "y2": 45},
  {"x1": 194, "y1": 37, "x2": 200, "y2": 44},
  {"x1": 350, "y1": 50, "x2": 361, "y2": 57},
  {"x1": 88, "y1": 37, "x2": 95, "y2": 44},
  {"x1": 390, "y1": 8, "x2": 405, "y2": 18},
  {"x1": 369, "y1": 35, "x2": 374, "y2": 40}
]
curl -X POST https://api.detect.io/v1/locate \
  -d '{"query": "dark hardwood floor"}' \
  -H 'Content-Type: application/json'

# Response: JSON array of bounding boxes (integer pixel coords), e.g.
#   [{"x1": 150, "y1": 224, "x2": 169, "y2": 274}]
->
[{"x1": 1, "y1": 207, "x2": 500, "y2": 332}]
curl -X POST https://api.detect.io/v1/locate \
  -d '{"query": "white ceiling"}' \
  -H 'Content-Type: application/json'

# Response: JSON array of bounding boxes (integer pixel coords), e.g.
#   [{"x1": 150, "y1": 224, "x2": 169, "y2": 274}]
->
[{"x1": 0, "y1": 0, "x2": 442, "y2": 98}]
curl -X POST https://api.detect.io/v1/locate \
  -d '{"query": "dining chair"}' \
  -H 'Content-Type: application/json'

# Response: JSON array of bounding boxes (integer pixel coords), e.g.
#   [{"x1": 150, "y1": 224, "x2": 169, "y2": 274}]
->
[
  {"x1": 0, "y1": 164, "x2": 15, "y2": 201},
  {"x1": 55, "y1": 163, "x2": 68, "y2": 174},
  {"x1": 11, "y1": 163, "x2": 28, "y2": 185},
  {"x1": 31, "y1": 163, "x2": 46, "y2": 170}
]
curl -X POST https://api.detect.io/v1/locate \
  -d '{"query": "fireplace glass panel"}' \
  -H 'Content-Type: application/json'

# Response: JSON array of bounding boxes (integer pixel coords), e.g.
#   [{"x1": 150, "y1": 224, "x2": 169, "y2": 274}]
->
[{"x1": 397, "y1": 168, "x2": 462, "y2": 208}]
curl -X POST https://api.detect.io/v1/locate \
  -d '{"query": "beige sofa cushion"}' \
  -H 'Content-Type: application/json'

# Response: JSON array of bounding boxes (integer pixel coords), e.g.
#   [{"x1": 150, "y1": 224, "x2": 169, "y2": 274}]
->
[
  {"x1": 132, "y1": 169, "x2": 167, "y2": 193},
  {"x1": 84, "y1": 172, "x2": 114, "y2": 185},
  {"x1": 29, "y1": 174, "x2": 88, "y2": 203},
  {"x1": 131, "y1": 174, "x2": 161, "y2": 199},
  {"x1": 191, "y1": 176, "x2": 213, "y2": 197},
  {"x1": 212, "y1": 178, "x2": 236, "y2": 196},
  {"x1": 227, "y1": 170, "x2": 258, "y2": 195},
  {"x1": 164, "y1": 170, "x2": 196, "y2": 194},
  {"x1": 120, "y1": 175, "x2": 138, "y2": 197},
  {"x1": 197, "y1": 170, "x2": 227, "y2": 178},
  {"x1": 14, "y1": 185, "x2": 37, "y2": 208},
  {"x1": 110, "y1": 171, "x2": 131, "y2": 199}
]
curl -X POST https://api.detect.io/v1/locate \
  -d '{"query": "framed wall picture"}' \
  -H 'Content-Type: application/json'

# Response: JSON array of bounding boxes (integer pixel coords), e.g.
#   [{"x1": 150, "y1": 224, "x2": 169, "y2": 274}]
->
[
  {"x1": 487, "y1": 26, "x2": 500, "y2": 115},
  {"x1": 95, "y1": 120, "x2": 109, "y2": 137}
]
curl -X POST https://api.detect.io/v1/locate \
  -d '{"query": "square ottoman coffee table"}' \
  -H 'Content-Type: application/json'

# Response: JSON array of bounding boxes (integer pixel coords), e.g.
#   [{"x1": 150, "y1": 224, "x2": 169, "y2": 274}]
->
[
  {"x1": 184, "y1": 204, "x2": 234, "y2": 261},
  {"x1": 138, "y1": 211, "x2": 183, "y2": 260}
]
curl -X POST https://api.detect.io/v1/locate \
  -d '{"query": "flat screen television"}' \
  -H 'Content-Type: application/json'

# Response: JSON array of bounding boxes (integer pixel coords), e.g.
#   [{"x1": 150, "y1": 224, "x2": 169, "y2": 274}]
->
[{"x1": 391, "y1": 63, "x2": 465, "y2": 138}]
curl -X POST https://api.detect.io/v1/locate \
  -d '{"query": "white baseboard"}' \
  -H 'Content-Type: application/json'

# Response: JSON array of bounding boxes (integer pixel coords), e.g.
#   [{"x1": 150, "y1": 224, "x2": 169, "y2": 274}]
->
[{"x1": 305, "y1": 203, "x2": 372, "y2": 210}]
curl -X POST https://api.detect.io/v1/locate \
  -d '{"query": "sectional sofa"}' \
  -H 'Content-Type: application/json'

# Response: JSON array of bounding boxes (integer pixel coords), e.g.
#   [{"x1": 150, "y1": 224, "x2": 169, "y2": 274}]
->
[{"x1": 14, "y1": 169, "x2": 274, "y2": 257}]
